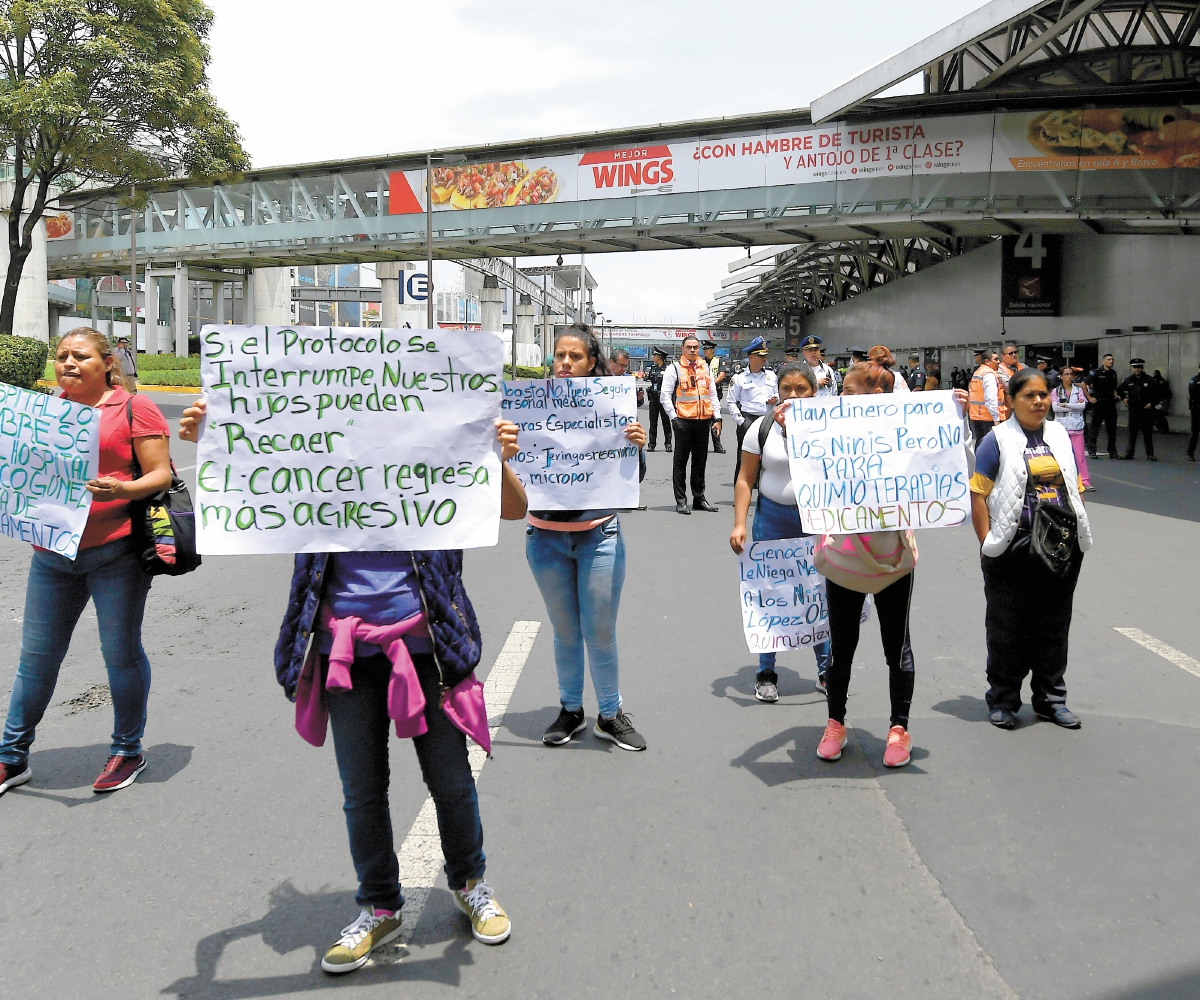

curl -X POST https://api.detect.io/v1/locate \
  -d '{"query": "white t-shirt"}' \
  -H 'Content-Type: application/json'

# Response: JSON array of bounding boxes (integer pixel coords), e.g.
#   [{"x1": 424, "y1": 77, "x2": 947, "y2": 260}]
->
[{"x1": 742, "y1": 416, "x2": 795, "y2": 505}]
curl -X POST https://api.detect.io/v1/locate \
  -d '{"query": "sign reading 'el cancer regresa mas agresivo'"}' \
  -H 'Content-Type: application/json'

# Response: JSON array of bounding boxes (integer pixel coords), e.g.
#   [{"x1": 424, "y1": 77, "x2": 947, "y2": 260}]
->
[
  {"x1": 500, "y1": 377, "x2": 640, "y2": 511},
  {"x1": 0, "y1": 383, "x2": 99, "y2": 560},
  {"x1": 194, "y1": 325, "x2": 504, "y2": 554},
  {"x1": 783, "y1": 390, "x2": 971, "y2": 534}
]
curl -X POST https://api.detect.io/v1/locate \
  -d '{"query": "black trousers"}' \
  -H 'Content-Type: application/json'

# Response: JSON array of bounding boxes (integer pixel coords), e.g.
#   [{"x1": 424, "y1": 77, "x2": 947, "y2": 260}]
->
[
  {"x1": 733, "y1": 413, "x2": 766, "y2": 482},
  {"x1": 1125, "y1": 406, "x2": 1155, "y2": 458},
  {"x1": 982, "y1": 540, "x2": 1083, "y2": 713},
  {"x1": 672, "y1": 418, "x2": 711, "y2": 503},
  {"x1": 971, "y1": 419, "x2": 995, "y2": 446},
  {"x1": 1087, "y1": 401, "x2": 1118, "y2": 456},
  {"x1": 647, "y1": 395, "x2": 673, "y2": 449},
  {"x1": 825, "y1": 574, "x2": 916, "y2": 729},
  {"x1": 1188, "y1": 410, "x2": 1199, "y2": 457},
  {"x1": 710, "y1": 417, "x2": 724, "y2": 451}
]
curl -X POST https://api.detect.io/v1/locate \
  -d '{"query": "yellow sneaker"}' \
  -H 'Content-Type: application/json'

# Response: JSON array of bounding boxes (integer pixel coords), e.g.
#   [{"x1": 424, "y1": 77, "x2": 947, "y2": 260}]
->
[
  {"x1": 320, "y1": 908, "x2": 403, "y2": 974},
  {"x1": 453, "y1": 878, "x2": 511, "y2": 944}
]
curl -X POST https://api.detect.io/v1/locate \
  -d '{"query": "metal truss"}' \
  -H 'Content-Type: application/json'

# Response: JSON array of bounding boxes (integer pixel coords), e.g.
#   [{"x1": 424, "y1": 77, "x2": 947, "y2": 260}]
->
[
  {"x1": 700, "y1": 236, "x2": 995, "y2": 329},
  {"x1": 925, "y1": 0, "x2": 1200, "y2": 93}
]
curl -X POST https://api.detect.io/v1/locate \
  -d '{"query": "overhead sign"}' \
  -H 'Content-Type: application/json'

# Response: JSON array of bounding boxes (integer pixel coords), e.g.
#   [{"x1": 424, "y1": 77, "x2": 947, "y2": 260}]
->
[
  {"x1": 0, "y1": 384, "x2": 99, "y2": 559},
  {"x1": 501, "y1": 377, "x2": 640, "y2": 510},
  {"x1": 1001, "y1": 234, "x2": 1062, "y2": 317},
  {"x1": 195, "y1": 325, "x2": 504, "y2": 554},
  {"x1": 783, "y1": 390, "x2": 971, "y2": 533}
]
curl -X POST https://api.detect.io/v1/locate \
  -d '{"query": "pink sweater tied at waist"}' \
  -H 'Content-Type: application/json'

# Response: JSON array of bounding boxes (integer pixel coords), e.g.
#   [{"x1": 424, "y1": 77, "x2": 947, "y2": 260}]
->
[{"x1": 294, "y1": 605, "x2": 490, "y2": 754}]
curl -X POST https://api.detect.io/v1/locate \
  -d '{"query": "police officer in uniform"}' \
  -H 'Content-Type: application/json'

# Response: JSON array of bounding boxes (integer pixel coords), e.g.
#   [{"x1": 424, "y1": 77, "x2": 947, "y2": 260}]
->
[
  {"x1": 1186, "y1": 362, "x2": 1200, "y2": 461},
  {"x1": 640, "y1": 346, "x2": 673, "y2": 452},
  {"x1": 1118, "y1": 358, "x2": 1158, "y2": 460},
  {"x1": 1084, "y1": 353, "x2": 1119, "y2": 458},
  {"x1": 801, "y1": 335, "x2": 839, "y2": 397},
  {"x1": 702, "y1": 340, "x2": 727, "y2": 453},
  {"x1": 726, "y1": 335, "x2": 778, "y2": 480}
]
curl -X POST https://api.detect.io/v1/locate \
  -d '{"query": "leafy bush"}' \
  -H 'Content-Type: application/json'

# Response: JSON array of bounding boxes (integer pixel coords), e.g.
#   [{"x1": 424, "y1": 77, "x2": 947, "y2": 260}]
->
[
  {"x1": 0, "y1": 335, "x2": 50, "y2": 389},
  {"x1": 138, "y1": 354, "x2": 200, "y2": 371},
  {"x1": 139, "y1": 369, "x2": 200, "y2": 386},
  {"x1": 504, "y1": 365, "x2": 547, "y2": 379}
]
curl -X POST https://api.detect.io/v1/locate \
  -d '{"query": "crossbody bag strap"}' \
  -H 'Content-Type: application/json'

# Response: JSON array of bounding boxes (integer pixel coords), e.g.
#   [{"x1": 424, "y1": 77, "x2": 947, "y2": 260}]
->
[{"x1": 125, "y1": 396, "x2": 177, "y2": 482}]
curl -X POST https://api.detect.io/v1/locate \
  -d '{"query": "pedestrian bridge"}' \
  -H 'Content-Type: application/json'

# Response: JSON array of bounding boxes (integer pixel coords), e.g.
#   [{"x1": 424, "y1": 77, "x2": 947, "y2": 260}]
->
[{"x1": 47, "y1": 0, "x2": 1200, "y2": 284}]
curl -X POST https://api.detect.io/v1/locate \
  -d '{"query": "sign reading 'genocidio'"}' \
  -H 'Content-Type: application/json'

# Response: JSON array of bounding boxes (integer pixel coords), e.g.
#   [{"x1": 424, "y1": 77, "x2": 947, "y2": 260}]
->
[
  {"x1": 783, "y1": 390, "x2": 970, "y2": 533},
  {"x1": 0, "y1": 384, "x2": 99, "y2": 560},
  {"x1": 500, "y1": 377, "x2": 640, "y2": 511},
  {"x1": 195, "y1": 325, "x2": 504, "y2": 554}
]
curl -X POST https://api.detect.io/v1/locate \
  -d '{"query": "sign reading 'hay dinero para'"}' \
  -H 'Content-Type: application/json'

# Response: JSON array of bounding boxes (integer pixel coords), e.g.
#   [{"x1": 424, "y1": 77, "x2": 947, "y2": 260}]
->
[{"x1": 195, "y1": 326, "x2": 503, "y2": 554}]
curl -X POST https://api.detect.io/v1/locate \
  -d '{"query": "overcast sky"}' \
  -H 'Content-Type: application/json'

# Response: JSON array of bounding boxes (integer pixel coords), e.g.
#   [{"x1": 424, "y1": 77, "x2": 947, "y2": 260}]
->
[{"x1": 204, "y1": 0, "x2": 984, "y2": 324}]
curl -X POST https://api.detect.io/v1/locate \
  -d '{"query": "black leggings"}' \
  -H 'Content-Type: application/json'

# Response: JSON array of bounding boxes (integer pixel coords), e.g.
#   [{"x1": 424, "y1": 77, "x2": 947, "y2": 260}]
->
[{"x1": 824, "y1": 574, "x2": 916, "y2": 729}]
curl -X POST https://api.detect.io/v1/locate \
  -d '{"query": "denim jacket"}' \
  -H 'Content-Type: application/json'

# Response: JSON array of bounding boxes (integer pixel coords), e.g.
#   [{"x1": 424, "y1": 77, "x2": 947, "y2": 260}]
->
[{"x1": 273, "y1": 550, "x2": 482, "y2": 701}]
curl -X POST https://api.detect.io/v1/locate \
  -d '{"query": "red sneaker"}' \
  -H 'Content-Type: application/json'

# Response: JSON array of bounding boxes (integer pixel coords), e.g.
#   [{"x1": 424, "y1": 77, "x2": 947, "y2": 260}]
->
[
  {"x1": 816, "y1": 720, "x2": 847, "y2": 761},
  {"x1": 882, "y1": 726, "x2": 912, "y2": 768},
  {"x1": 93, "y1": 754, "x2": 146, "y2": 793}
]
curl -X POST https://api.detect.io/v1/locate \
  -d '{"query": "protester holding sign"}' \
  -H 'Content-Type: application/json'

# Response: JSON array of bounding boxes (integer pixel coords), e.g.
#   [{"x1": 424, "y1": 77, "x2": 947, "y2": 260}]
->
[
  {"x1": 729, "y1": 360, "x2": 832, "y2": 700},
  {"x1": 528, "y1": 325, "x2": 649, "y2": 752},
  {"x1": 971, "y1": 367, "x2": 1091, "y2": 731},
  {"x1": 179, "y1": 397, "x2": 528, "y2": 966},
  {"x1": 0, "y1": 329, "x2": 174, "y2": 798},
  {"x1": 810, "y1": 356, "x2": 972, "y2": 770}
]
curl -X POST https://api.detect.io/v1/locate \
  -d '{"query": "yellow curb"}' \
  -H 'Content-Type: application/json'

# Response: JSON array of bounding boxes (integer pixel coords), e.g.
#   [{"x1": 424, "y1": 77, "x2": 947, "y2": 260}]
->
[{"x1": 36, "y1": 380, "x2": 201, "y2": 394}]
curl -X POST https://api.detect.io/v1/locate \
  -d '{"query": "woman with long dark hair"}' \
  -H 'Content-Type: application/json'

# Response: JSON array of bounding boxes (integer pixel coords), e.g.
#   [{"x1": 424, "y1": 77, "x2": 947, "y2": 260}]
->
[
  {"x1": 528, "y1": 325, "x2": 649, "y2": 751},
  {"x1": 971, "y1": 366, "x2": 1091, "y2": 729}
]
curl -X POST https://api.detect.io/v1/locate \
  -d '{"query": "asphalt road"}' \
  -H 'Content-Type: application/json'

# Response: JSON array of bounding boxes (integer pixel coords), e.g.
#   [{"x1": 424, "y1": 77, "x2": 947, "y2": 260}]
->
[{"x1": 2, "y1": 396, "x2": 1199, "y2": 1000}]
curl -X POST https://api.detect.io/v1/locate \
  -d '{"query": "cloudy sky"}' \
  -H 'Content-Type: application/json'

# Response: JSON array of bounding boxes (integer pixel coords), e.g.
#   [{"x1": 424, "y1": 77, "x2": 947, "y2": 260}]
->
[{"x1": 204, "y1": 0, "x2": 983, "y2": 324}]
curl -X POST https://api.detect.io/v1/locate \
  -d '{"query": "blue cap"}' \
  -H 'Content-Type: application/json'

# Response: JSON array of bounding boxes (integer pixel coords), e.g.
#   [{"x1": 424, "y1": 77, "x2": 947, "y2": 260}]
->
[
  {"x1": 801, "y1": 335, "x2": 823, "y2": 348},
  {"x1": 740, "y1": 335, "x2": 768, "y2": 356}
]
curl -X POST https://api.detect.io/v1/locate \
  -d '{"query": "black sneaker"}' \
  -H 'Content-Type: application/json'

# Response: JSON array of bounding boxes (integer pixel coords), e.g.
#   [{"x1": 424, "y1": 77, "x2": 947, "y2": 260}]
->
[
  {"x1": 594, "y1": 711, "x2": 647, "y2": 751},
  {"x1": 0, "y1": 760, "x2": 31, "y2": 795},
  {"x1": 542, "y1": 706, "x2": 586, "y2": 746}
]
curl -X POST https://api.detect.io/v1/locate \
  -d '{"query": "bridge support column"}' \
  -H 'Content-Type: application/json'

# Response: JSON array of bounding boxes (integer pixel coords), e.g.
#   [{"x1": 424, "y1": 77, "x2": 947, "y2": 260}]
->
[
  {"x1": 515, "y1": 294, "x2": 536, "y2": 344},
  {"x1": 143, "y1": 269, "x2": 159, "y2": 354},
  {"x1": 213, "y1": 279, "x2": 225, "y2": 324},
  {"x1": 377, "y1": 261, "x2": 401, "y2": 328},
  {"x1": 249, "y1": 267, "x2": 292, "y2": 325},
  {"x1": 480, "y1": 275, "x2": 504, "y2": 333},
  {"x1": 173, "y1": 261, "x2": 188, "y2": 357},
  {"x1": 0, "y1": 181, "x2": 49, "y2": 342}
]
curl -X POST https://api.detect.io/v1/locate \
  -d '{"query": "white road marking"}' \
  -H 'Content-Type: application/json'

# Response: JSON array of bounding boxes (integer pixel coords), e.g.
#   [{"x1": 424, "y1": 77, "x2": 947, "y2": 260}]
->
[
  {"x1": 373, "y1": 620, "x2": 540, "y2": 961},
  {"x1": 1114, "y1": 627, "x2": 1200, "y2": 678},
  {"x1": 1091, "y1": 474, "x2": 1153, "y2": 490}
]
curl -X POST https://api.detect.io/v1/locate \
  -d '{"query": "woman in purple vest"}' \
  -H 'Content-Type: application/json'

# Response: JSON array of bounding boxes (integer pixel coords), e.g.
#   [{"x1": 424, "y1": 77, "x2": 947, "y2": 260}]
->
[{"x1": 179, "y1": 398, "x2": 527, "y2": 973}]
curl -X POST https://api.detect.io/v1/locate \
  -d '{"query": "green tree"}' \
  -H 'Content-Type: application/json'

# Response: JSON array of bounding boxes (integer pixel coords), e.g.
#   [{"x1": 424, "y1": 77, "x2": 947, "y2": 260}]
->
[{"x1": 0, "y1": 0, "x2": 249, "y2": 337}]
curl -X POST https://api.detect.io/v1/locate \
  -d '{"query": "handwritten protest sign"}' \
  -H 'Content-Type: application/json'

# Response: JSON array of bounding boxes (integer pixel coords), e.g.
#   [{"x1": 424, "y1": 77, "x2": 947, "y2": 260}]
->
[
  {"x1": 195, "y1": 326, "x2": 503, "y2": 554},
  {"x1": 500, "y1": 377, "x2": 639, "y2": 510},
  {"x1": 784, "y1": 390, "x2": 970, "y2": 533},
  {"x1": 0, "y1": 383, "x2": 98, "y2": 559}
]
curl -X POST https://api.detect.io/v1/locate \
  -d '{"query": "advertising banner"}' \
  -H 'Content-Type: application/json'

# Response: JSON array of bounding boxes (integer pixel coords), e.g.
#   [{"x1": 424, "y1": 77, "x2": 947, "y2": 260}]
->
[
  {"x1": 501, "y1": 377, "x2": 640, "y2": 510},
  {"x1": 195, "y1": 325, "x2": 503, "y2": 554},
  {"x1": 0, "y1": 384, "x2": 98, "y2": 559},
  {"x1": 783, "y1": 390, "x2": 970, "y2": 533}
]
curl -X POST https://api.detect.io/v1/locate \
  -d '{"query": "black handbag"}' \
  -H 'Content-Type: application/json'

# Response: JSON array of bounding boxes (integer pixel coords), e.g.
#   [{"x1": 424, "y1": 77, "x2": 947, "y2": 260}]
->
[
  {"x1": 126, "y1": 400, "x2": 201, "y2": 577},
  {"x1": 1029, "y1": 500, "x2": 1078, "y2": 577}
]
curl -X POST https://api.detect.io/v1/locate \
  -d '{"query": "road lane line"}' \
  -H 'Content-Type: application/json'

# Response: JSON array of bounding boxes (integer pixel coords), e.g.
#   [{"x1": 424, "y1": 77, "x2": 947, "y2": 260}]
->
[
  {"x1": 376, "y1": 619, "x2": 540, "y2": 959},
  {"x1": 1114, "y1": 627, "x2": 1200, "y2": 678},
  {"x1": 1091, "y1": 474, "x2": 1153, "y2": 490}
]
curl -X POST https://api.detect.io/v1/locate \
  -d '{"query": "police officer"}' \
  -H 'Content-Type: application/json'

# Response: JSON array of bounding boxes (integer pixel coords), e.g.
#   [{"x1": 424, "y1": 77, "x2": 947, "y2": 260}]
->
[
  {"x1": 702, "y1": 340, "x2": 727, "y2": 453},
  {"x1": 639, "y1": 346, "x2": 673, "y2": 452},
  {"x1": 726, "y1": 335, "x2": 778, "y2": 480},
  {"x1": 801, "y1": 335, "x2": 839, "y2": 397},
  {"x1": 1084, "y1": 353, "x2": 1119, "y2": 458},
  {"x1": 1186, "y1": 362, "x2": 1200, "y2": 461},
  {"x1": 849, "y1": 345, "x2": 869, "y2": 365},
  {"x1": 1118, "y1": 358, "x2": 1158, "y2": 460}
]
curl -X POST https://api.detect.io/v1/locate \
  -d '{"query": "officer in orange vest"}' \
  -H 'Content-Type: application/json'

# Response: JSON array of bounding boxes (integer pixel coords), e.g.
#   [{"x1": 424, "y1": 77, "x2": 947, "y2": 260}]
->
[
  {"x1": 968, "y1": 348, "x2": 1003, "y2": 445},
  {"x1": 997, "y1": 343, "x2": 1026, "y2": 420},
  {"x1": 661, "y1": 334, "x2": 721, "y2": 514}
]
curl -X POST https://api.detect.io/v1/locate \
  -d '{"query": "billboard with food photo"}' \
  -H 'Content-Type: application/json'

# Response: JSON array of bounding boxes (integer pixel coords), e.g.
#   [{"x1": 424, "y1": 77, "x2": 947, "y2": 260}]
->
[
  {"x1": 993, "y1": 106, "x2": 1200, "y2": 170},
  {"x1": 45, "y1": 211, "x2": 74, "y2": 240}
]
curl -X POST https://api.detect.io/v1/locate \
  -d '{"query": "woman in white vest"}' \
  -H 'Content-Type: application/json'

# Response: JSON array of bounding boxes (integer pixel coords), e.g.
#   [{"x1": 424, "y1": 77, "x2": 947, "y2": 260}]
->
[{"x1": 970, "y1": 366, "x2": 1092, "y2": 731}]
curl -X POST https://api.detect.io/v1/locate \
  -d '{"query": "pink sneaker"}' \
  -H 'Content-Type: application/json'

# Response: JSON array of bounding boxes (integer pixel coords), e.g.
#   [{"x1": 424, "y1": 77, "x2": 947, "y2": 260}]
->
[
  {"x1": 816, "y1": 720, "x2": 847, "y2": 761},
  {"x1": 882, "y1": 726, "x2": 912, "y2": 768}
]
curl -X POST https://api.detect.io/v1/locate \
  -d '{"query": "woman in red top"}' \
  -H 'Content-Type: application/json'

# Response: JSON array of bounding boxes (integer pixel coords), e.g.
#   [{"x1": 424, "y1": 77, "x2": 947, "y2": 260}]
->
[{"x1": 0, "y1": 329, "x2": 174, "y2": 797}]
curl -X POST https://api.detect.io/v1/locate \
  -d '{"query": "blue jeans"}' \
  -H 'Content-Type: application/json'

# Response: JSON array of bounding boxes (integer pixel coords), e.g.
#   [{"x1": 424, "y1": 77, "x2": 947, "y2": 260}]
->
[
  {"x1": 526, "y1": 518, "x2": 626, "y2": 719},
  {"x1": 751, "y1": 495, "x2": 832, "y2": 679},
  {"x1": 326, "y1": 653, "x2": 485, "y2": 911},
  {"x1": 0, "y1": 536, "x2": 152, "y2": 766}
]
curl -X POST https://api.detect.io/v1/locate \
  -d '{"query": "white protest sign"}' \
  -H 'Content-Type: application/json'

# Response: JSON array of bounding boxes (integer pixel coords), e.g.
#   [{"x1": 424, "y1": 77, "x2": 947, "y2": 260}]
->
[
  {"x1": 784, "y1": 389, "x2": 970, "y2": 533},
  {"x1": 739, "y1": 536, "x2": 830, "y2": 653},
  {"x1": 0, "y1": 383, "x2": 98, "y2": 559},
  {"x1": 500, "y1": 377, "x2": 639, "y2": 510},
  {"x1": 195, "y1": 326, "x2": 503, "y2": 554}
]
